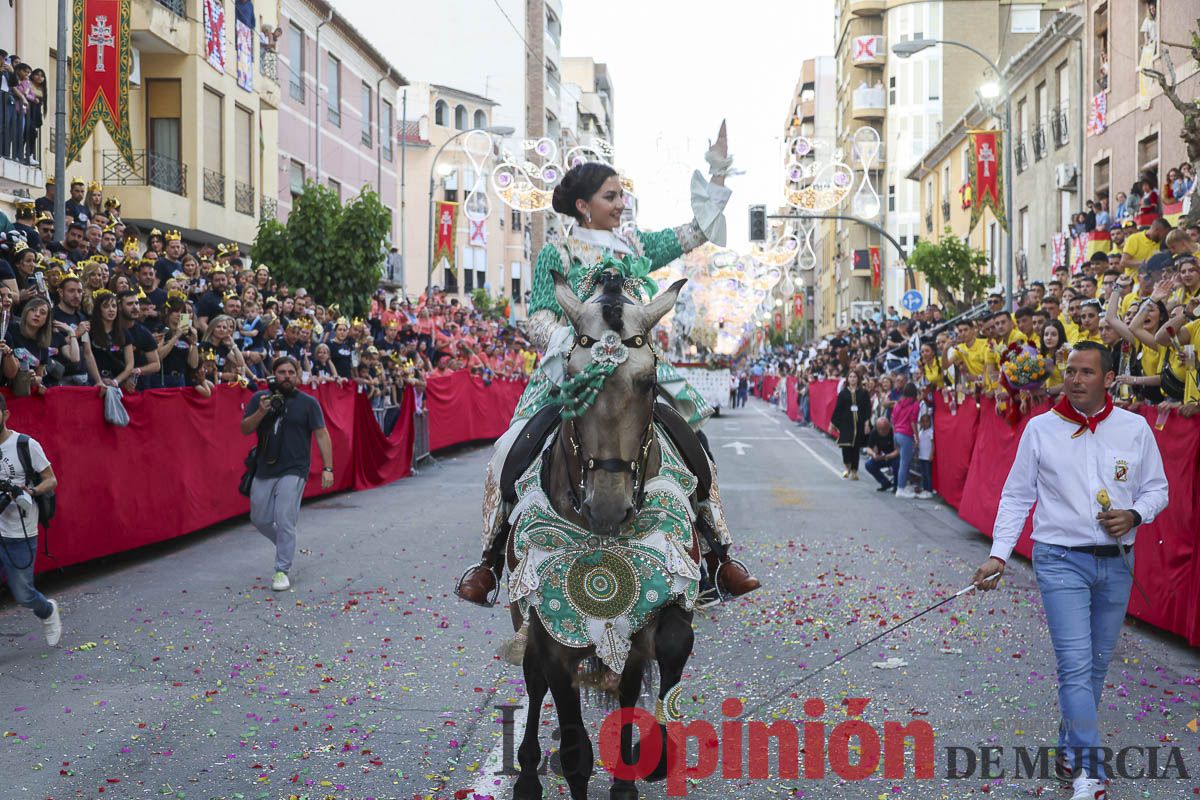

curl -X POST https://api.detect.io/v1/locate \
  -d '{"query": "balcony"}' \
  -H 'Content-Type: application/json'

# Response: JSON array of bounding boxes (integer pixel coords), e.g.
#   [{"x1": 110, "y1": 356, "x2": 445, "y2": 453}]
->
[
  {"x1": 131, "y1": 0, "x2": 190, "y2": 55},
  {"x1": 851, "y1": 35, "x2": 886, "y2": 68},
  {"x1": 798, "y1": 98, "x2": 816, "y2": 121},
  {"x1": 235, "y1": 181, "x2": 255, "y2": 216},
  {"x1": 942, "y1": 198, "x2": 951, "y2": 222},
  {"x1": 1051, "y1": 107, "x2": 1070, "y2": 148},
  {"x1": 800, "y1": 60, "x2": 816, "y2": 89},
  {"x1": 203, "y1": 168, "x2": 225, "y2": 206},
  {"x1": 258, "y1": 49, "x2": 280, "y2": 108},
  {"x1": 848, "y1": 0, "x2": 885, "y2": 16},
  {"x1": 851, "y1": 85, "x2": 886, "y2": 119},
  {"x1": 103, "y1": 149, "x2": 187, "y2": 196},
  {"x1": 1032, "y1": 124, "x2": 1048, "y2": 161},
  {"x1": 1015, "y1": 139, "x2": 1029, "y2": 173}
]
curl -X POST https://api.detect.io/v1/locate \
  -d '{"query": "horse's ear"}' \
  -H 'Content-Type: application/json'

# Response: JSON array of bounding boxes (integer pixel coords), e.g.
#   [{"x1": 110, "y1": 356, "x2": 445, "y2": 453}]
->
[
  {"x1": 552, "y1": 270, "x2": 585, "y2": 328},
  {"x1": 638, "y1": 278, "x2": 687, "y2": 330}
]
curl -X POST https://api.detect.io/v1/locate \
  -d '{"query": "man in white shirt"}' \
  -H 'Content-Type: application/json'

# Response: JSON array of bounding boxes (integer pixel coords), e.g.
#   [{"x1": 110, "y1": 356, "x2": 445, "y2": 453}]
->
[
  {"x1": 972, "y1": 341, "x2": 1169, "y2": 800},
  {"x1": 0, "y1": 394, "x2": 62, "y2": 646}
]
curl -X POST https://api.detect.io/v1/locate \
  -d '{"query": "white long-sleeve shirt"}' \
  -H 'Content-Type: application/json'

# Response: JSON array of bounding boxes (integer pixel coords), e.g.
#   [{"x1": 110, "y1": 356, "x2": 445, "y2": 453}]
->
[{"x1": 990, "y1": 405, "x2": 1170, "y2": 563}]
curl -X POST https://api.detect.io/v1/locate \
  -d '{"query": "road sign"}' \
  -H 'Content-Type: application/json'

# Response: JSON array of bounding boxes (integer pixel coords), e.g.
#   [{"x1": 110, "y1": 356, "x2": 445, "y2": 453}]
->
[
  {"x1": 901, "y1": 290, "x2": 924, "y2": 312},
  {"x1": 723, "y1": 441, "x2": 753, "y2": 456}
]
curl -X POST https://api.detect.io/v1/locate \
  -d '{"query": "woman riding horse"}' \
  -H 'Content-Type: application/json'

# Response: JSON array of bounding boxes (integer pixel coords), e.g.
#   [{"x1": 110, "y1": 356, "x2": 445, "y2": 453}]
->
[{"x1": 456, "y1": 123, "x2": 760, "y2": 606}]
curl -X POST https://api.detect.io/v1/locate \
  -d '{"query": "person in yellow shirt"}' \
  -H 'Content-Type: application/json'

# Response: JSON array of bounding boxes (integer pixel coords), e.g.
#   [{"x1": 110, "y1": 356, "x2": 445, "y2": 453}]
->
[
  {"x1": 1073, "y1": 299, "x2": 1104, "y2": 344},
  {"x1": 1061, "y1": 295, "x2": 1083, "y2": 343},
  {"x1": 1120, "y1": 218, "x2": 1170, "y2": 276},
  {"x1": 1013, "y1": 306, "x2": 1040, "y2": 349},
  {"x1": 1038, "y1": 319, "x2": 1068, "y2": 396},
  {"x1": 1168, "y1": 254, "x2": 1200, "y2": 309},
  {"x1": 1165, "y1": 229, "x2": 1199, "y2": 258},
  {"x1": 1105, "y1": 283, "x2": 1168, "y2": 404},
  {"x1": 1153, "y1": 299, "x2": 1200, "y2": 408},
  {"x1": 946, "y1": 319, "x2": 989, "y2": 385},
  {"x1": 1078, "y1": 274, "x2": 1100, "y2": 300}
]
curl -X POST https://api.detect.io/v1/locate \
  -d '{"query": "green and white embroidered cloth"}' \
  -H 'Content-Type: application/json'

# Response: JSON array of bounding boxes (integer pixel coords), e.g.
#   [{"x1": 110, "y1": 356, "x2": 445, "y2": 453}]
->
[{"x1": 507, "y1": 425, "x2": 701, "y2": 672}]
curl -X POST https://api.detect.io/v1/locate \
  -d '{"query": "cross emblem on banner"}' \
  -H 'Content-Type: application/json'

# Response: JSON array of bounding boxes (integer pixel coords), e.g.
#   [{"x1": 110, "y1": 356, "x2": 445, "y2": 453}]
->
[
  {"x1": 978, "y1": 142, "x2": 996, "y2": 178},
  {"x1": 854, "y1": 37, "x2": 876, "y2": 60},
  {"x1": 88, "y1": 15, "x2": 116, "y2": 73},
  {"x1": 470, "y1": 219, "x2": 486, "y2": 241}
]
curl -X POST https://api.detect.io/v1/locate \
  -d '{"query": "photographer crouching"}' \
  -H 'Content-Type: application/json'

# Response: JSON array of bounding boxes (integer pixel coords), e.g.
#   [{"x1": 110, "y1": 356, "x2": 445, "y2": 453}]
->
[
  {"x1": 240, "y1": 356, "x2": 333, "y2": 591},
  {"x1": 0, "y1": 394, "x2": 62, "y2": 646}
]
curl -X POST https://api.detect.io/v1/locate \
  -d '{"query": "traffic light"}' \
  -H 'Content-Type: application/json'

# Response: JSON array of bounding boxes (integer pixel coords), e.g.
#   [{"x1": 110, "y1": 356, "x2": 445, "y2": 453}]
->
[{"x1": 749, "y1": 205, "x2": 766, "y2": 242}]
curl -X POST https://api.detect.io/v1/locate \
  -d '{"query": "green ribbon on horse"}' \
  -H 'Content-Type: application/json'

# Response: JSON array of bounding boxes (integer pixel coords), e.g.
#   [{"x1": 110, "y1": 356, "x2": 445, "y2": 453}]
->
[{"x1": 568, "y1": 253, "x2": 659, "y2": 303}]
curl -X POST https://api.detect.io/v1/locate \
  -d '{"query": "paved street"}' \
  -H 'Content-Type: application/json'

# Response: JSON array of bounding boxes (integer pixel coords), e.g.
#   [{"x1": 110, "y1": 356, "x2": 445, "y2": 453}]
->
[{"x1": 3, "y1": 399, "x2": 1199, "y2": 800}]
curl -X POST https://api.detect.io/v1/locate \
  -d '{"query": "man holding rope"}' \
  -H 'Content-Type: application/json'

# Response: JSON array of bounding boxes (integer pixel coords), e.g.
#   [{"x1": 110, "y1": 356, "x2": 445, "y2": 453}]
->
[{"x1": 972, "y1": 341, "x2": 1168, "y2": 800}]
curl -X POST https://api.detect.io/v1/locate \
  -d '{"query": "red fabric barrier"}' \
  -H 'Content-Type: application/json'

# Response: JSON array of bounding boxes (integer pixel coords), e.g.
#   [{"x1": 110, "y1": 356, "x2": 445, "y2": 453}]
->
[
  {"x1": 785, "y1": 376, "x2": 800, "y2": 422},
  {"x1": 808, "y1": 380, "x2": 839, "y2": 434},
  {"x1": 934, "y1": 395, "x2": 1200, "y2": 646},
  {"x1": 757, "y1": 375, "x2": 781, "y2": 401},
  {"x1": 7, "y1": 383, "x2": 413, "y2": 574},
  {"x1": 423, "y1": 372, "x2": 527, "y2": 451}
]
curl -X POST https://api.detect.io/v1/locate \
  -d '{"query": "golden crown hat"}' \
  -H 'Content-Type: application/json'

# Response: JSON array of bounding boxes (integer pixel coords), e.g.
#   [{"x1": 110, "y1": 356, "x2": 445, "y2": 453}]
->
[
  {"x1": 87, "y1": 180, "x2": 102, "y2": 194},
  {"x1": 223, "y1": 290, "x2": 240, "y2": 301},
  {"x1": 70, "y1": 176, "x2": 85, "y2": 187},
  {"x1": 351, "y1": 317, "x2": 366, "y2": 327},
  {"x1": 209, "y1": 264, "x2": 227, "y2": 274},
  {"x1": 148, "y1": 228, "x2": 163, "y2": 238},
  {"x1": 135, "y1": 287, "x2": 148, "y2": 301},
  {"x1": 164, "y1": 230, "x2": 182, "y2": 242},
  {"x1": 11, "y1": 239, "x2": 29, "y2": 255},
  {"x1": 104, "y1": 196, "x2": 121, "y2": 209},
  {"x1": 36, "y1": 211, "x2": 54, "y2": 224},
  {"x1": 141, "y1": 256, "x2": 158, "y2": 267},
  {"x1": 215, "y1": 243, "x2": 230, "y2": 257},
  {"x1": 335, "y1": 317, "x2": 350, "y2": 328},
  {"x1": 92, "y1": 288, "x2": 115, "y2": 301},
  {"x1": 45, "y1": 177, "x2": 55, "y2": 186},
  {"x1": 90, "y1": 253, "x2": 110, "y2": 264},
  {"x1": 59, "y1": 267, "x2": 80, "y2": 280},
  {"x1": 103, "y1": 222, "x2": 118, "y2": 234},
  {"x1": 203, "y1": 349, "x2": 217, "y2": 362},
  {"x1": 124, "y1": 235, "x2": 140, "y2": 249},
  {"x1": 327, "y1": 304, "x2": 341, "y2": 316},
  {"x1": 166, "y1": 289, "x2": 188, "y2": 303},
  {"x1": 366, "y1": 346, "x2": 379, "y2": 354},
  {"x1": 15, "y1": 200, "x2": 34, "y2": 214},
  {"x1": 286, "y1": 318, "x2": 304, "y2": 329}
]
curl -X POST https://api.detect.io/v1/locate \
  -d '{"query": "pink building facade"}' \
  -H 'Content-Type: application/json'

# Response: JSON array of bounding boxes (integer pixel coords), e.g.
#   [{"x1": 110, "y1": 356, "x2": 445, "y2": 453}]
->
[{"x1": 277, "y1": 0, "x2": 405, "y2": 245}]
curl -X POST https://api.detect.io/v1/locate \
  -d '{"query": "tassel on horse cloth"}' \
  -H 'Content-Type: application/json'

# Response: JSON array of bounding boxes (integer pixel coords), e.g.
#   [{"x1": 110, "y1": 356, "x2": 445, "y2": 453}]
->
[{"x1": 497, "y1": 623, "x2": 529, "y2": 666}]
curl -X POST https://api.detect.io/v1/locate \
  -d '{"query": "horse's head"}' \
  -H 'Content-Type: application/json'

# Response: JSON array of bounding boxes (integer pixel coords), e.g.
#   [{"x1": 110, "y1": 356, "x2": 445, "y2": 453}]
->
[{"x1": 552, "y1": 269, "x2": 685, "y2": 536}]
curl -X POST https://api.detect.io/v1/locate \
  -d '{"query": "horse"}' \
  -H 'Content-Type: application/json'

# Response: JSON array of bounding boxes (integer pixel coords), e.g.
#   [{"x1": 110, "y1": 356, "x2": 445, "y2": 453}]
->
[{"x1": 509, "y1": 269, "x2": 696, "y2": 800}]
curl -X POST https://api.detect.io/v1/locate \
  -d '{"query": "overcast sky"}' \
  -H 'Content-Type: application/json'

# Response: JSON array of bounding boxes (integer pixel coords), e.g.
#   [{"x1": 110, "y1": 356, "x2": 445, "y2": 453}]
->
[{"x1": 560, "y1": 1, "x2": 834, "y2": 249}]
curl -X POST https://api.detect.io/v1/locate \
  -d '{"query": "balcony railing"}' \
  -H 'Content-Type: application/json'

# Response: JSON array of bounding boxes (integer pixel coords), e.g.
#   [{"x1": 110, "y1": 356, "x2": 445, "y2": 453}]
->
[
  {"x1": 261, "y1": 195, "x2": 278, "y2": 220},
  {"x1": 102, "y1": 149, "x2": 187, "y2": 196},
  {"x1": 235, "y1": 180, "x2": 255, "y2": 215},
  {"x1": 925, "y1": 208, "x2": 934, "y2": 232},
  {"x1": 1032, "y1": 124, "x2": 1048, "y2": 161},
  {"x1": 260, "y1": 49, "x2": 279, "y2": 83},
  {"x1": 1051, "y1": 107, "x2": 1070, "y2": 148},
  {"x1": 1015, "y1": 139, "x2": 1029, "y2": 173},
  {"x1": 154, "y1": 0, "x2": 185, "y2": 15},
  {"x1": 203, "y1": 168, "x2": 225, "y2": 205},
  {"x1": 941, "y1": 199, "x2": 951, "y2": 222}
]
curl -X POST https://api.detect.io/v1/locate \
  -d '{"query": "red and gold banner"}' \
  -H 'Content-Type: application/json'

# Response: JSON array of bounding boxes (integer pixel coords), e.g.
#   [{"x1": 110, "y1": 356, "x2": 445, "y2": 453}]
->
[
  {"x1": 793, "y1": 294, "x2": 804, "y2": 317},
  {"x1": 967, "y1": 129, "x2": 1008, "y2": 233},
  {"x1": 434, "y1": 201, "x2": 459, "y2": 271},
  {"x1": 869, "y1": 245, "x2": 881, "y2": 289},
  {"x1": 773, "y1": 310, "x2": 783, "y2": 332},
  {"x1": 67, "y1": 0, "x2": 134, "y2": 168}
]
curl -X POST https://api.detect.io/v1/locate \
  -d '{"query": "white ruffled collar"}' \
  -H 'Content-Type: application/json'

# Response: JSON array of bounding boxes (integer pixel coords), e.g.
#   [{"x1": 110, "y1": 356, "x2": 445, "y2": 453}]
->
[{"x1": 569, "y1": 226, "x2": 635, "y2": 255}]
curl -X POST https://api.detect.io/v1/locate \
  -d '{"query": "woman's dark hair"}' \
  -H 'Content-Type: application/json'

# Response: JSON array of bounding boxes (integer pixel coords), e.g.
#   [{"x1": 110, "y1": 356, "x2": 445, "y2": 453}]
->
[
  {"x1": 1039, "y1": 319, "x2": 1067, "y2": 357},
  {"x1": 89, "y1": 294, "x2": 126, "y2": 349},
  {"x1": 551, "y1": 162, "x2": 618, "y2": 221},
  {"x1": 902, "y1": 382, "x2": 919, "y2": 399}
]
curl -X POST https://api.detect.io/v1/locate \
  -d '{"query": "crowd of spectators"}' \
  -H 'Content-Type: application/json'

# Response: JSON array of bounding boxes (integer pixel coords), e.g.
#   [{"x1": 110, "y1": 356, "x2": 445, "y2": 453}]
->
[
  {"x1": 0, "y1": 50, "x2": 46, "y2": 166},
  {"x1": 1074, "y1": 165, "x2": 1195, "y2": 236},
  {"x1": 0, "y1": 181, "x2": 539, "y2": 415},
  {"x1": 749, "y1": 217, "x2": 1200, "y2": 498}
]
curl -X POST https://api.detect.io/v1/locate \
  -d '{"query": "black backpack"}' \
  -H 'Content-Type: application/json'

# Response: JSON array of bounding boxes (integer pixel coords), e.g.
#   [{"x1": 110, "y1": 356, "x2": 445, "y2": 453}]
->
[{"x1": 16, "y1": 434, "x2": 56, "y2": 529}]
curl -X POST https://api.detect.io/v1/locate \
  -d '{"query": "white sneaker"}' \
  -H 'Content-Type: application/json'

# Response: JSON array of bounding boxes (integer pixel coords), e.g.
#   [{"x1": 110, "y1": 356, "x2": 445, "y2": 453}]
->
[
  {"x1": 916, "y1": 490, "x2": 933, "y2": 499},
  {"x1": 1070, "y1": 774, "x2": 1106, "y2": 799},
  {"x1": 896, "y1": 487, "x2": 916, "y2": 498},
  {"x1": 42, "y1": 599, "x2": 62, "y2": 646},
  {"x1": 272, "y1": 571, "x2": 290, "y2": 591}
]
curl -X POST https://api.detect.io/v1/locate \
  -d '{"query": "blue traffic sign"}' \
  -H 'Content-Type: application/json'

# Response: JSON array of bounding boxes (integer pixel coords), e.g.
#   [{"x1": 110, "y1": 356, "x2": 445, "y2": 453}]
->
[{"x1": 901, "y1": 290, "x2": 924, "y2": 312}]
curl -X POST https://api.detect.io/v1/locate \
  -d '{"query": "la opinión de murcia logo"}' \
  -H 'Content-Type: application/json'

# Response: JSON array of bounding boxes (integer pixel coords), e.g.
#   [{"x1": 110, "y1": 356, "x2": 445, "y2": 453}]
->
[{"x1": 490, "y1": 699, "x2": 1191, "y2": 797}]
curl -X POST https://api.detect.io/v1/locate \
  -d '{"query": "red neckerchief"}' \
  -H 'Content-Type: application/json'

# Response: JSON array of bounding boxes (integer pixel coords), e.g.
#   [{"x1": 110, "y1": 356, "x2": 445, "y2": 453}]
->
[{"x1": 1051, "y1": 394, "x2": 1114, "y2": 438}]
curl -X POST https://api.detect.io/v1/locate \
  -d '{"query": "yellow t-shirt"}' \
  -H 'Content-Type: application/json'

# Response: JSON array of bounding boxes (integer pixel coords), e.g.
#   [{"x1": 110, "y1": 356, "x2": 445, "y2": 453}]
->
[
  {"x1": 1169, "y1": 284, "x2": 1200, "y2": 308},
  {"x1": 1060, "y1": 313, "x2": 1080, "y2": 344},
  {"x1": 1071, "y1": 329, "x2": 1104, "y2": 345},
  {"x1": 1119, "y1": 291, "x2": 1142, "y2": 317},
  {"x1": 951, "y1": 338, "x2": 989, "y2": 378},
  {"x1": 922, "y1": 360, "x2": 944, "y2": 389},
  {"x1": 1122, "y1": 231, "x2": 1159, "y2": 267}
]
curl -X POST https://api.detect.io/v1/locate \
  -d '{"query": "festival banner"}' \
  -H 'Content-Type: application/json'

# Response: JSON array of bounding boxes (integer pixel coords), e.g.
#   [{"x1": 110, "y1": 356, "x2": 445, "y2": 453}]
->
[
  {"x1": 967, "y1": 130, "x2": 1008, "y2": 233},
  {"x1": 793, "y1": 294, "x2": 804, "y2": 317},
  {"x1": 1087, "y1": 92, "x2": 1108, "y2": 136},
  {"x1": 1071, "y1": 233, "x2": 1087, "y2": 275},
  {"x1": 435, "y1": 201, "x2": 459, "y2": 270},
  {"x1": 203, "y1": 0, "x2": 227, "y2": 73},
  {"x1": 67, "y1": 0, "x2": 135, "y2": 167},
  {"x1": 468, "y1": 217, "x2": 487, "y2": 247},
  {"x1": 1051, "y1": 232, "x2": 1065, "y2": 268},
  {"x1": 869, "y1": 245, "x2": 881, "y2": 289},
  {"x1": 235, "y1": 19, "x2": 253, "y2": 91},
  {"x1": 773, "y1": 311, "x2": 783, "y2": 332}
]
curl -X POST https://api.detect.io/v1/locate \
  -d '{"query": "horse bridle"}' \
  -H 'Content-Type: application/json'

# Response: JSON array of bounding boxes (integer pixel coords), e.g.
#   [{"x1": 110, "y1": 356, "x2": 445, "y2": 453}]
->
[{"x1": 561, "y1": 329, "x2": 658, "y2": 519}]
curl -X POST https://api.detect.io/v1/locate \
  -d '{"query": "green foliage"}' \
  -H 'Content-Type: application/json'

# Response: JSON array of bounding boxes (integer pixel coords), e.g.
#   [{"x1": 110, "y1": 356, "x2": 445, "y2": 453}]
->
[
  {"x1": 250, "y1": 182, "x2": 390, "y2": 316},
  {"x1": 906, "y1": 230, "x2": 993, "y2": 314},
  {"x1": 470, "y1": 287, "x2": 511, "y2": 323}
]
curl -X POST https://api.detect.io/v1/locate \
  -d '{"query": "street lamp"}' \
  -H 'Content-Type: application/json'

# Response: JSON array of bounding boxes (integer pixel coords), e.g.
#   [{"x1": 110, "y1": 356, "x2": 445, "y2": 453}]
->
[
  {"x1": 426, "y1": 125, "x2": 515, "y2": 300},
  {"x1": 893, "y1": 38, "x2": 1015, "y2": 310}
]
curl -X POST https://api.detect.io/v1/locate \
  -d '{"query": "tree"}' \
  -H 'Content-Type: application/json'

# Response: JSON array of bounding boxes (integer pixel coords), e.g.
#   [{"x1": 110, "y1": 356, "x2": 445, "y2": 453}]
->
[
  {"x1": 1145, "y1": 24, "x2": 1200, "y2": 228},
  {"x1": 906, "y1": 230, "x2": 993, "y2": 314},
  {"x1": 251, "y1": 183, "x2": 391, "y2": 317}
]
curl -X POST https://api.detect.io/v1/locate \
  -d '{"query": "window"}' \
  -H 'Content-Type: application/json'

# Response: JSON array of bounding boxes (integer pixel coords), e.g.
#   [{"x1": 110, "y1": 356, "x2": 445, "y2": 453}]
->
[
  {"x1": 234, "y1": 104, "x2": 252, "y2": 186},
  {"x1": 381, "y1": 100, "x2": 393, "y2": 160},
  {"x1": 473, "y1": 109, "x2": 487, "y2": 128},
  {"x1": 454, "y1": 104, "x2": 467, "y2": 131},
  {"x1": 361, "y1": 82, "x2": 372, "y2": 147},
  {"x1": 1010, "y1": 4, "x2": 1041, "y2": 33},
  {"x1": 511, "y1": 209, "x2": 522, "y2": 230},
  {"x1": 326, "y1": 53, "x2": 341, "y2": 126},
  {"x1": 511, "y1": 263, "x2": 522, "y2": 303},
  {"x1": 888, "y1": 76, "x2": 896, "y2": 105},
  {"x1": 1137, "y1": 0, "x2": 1158, "y2": 57},
  {"x1": 887, "y1": 183, "x2": 895, "y2": 212},
  {"x1": 961, "y1": 146, "x2": 970, "y2": 182},
  {"x1": 1137, "y1": 132, "x2": 1159, "y2": 177},
  {"x1": 1094, "y1": 156, "x2": 1110, "y2": 200},
  {"x1": 1093, "y1": 3, "x2": 1109, "y2": 92},
  {"x1": 435, "y1": 99, "x2": 449, "y2": 126},
  {"x1": 203, "y1": 86, "x2": 223, "y2": 175},
  {"x1": 327, "y1": 177, "x2": 341, "y2": 200},
  {"x1": 289, "y1": 159, "x2": 305, "y2": 197},
  {"x1": 288, "y1": 23, "x2": 304, "y2": 103},
  {"x1": 146, "y1": 79, "x2": 183, "y2": 194}
]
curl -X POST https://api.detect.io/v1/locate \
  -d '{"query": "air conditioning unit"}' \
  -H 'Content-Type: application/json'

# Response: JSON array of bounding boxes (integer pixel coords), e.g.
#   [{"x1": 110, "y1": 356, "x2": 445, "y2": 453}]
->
[{"x1": 1055, "y1": 163, "x2": 1078, "y2": 190}]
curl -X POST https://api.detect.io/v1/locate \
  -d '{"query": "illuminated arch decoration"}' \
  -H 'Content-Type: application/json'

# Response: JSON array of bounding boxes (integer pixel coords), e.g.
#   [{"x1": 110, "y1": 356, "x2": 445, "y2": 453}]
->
[
  {"x1": 462, "y1": 129, "x2": 496, "y2": 222},
  {"x1": 784, "y1": 136, "x2": 854, "y2": 212},
  {"x1": 491, "y1": 137, "x2": 563, "y2": 213},
  {"x1": 850, "y1": 126, "x2": 882, "y2": 219}
]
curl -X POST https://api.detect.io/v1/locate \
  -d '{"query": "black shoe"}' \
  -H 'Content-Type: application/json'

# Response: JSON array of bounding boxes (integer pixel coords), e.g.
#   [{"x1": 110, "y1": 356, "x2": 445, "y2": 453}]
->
[
  {"x1": 697, "y1": 569, "x2": 721, "y2": 608},
  {"x1": 876, "y1": 483, "x2": 894, "y2": 492}
]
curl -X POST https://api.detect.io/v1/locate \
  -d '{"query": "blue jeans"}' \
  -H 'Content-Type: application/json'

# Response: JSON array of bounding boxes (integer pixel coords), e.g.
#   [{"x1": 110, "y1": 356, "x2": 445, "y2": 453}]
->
[
  {"x1": 917, "y1": 458, "x2": 933, "y2": 492},
  {"x1": 894, "y1": 432, "x2": 914, "y2": 490},
  {"x1": 0, "y1": 536, "x2": 53, "y2": 619},
  {"x1": 1033, "y1": 541, "x2": 1134, "y2": 781},
  {"x1": 864, "y1": 456, "x2": 897, "y2": 488}
]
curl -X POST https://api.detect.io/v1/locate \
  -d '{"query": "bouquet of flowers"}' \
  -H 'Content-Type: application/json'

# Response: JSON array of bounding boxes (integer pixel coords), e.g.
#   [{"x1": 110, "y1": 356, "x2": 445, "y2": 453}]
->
[{"x1": 1000, "y1": 344, "x2": 1052, "y2": 391}]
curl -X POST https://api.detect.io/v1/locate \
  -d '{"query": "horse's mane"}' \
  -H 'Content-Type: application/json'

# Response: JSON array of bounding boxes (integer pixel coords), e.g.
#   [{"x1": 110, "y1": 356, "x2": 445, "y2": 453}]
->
[{"x1": 598, "y1": 270, "x2": 624, "y2": 333}]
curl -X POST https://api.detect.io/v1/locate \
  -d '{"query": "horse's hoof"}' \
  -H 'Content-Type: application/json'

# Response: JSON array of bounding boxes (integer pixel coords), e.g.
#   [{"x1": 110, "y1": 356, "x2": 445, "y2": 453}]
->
[
  {"x1": 513, "y1": 774, "x2": 542, "y2": 800},
  {"x1": 610, "y1": 782, "x2": 639, "y2": 800}
]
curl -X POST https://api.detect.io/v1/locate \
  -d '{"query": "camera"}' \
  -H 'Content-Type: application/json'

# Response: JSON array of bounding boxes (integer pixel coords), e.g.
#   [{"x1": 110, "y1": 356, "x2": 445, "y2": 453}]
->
[
  {"x1": 263, "y1": 377, "x2": 286, "y2": 413},
  {"x1": 0, "y1": 479, "x2": 33, "y2": 514}
]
